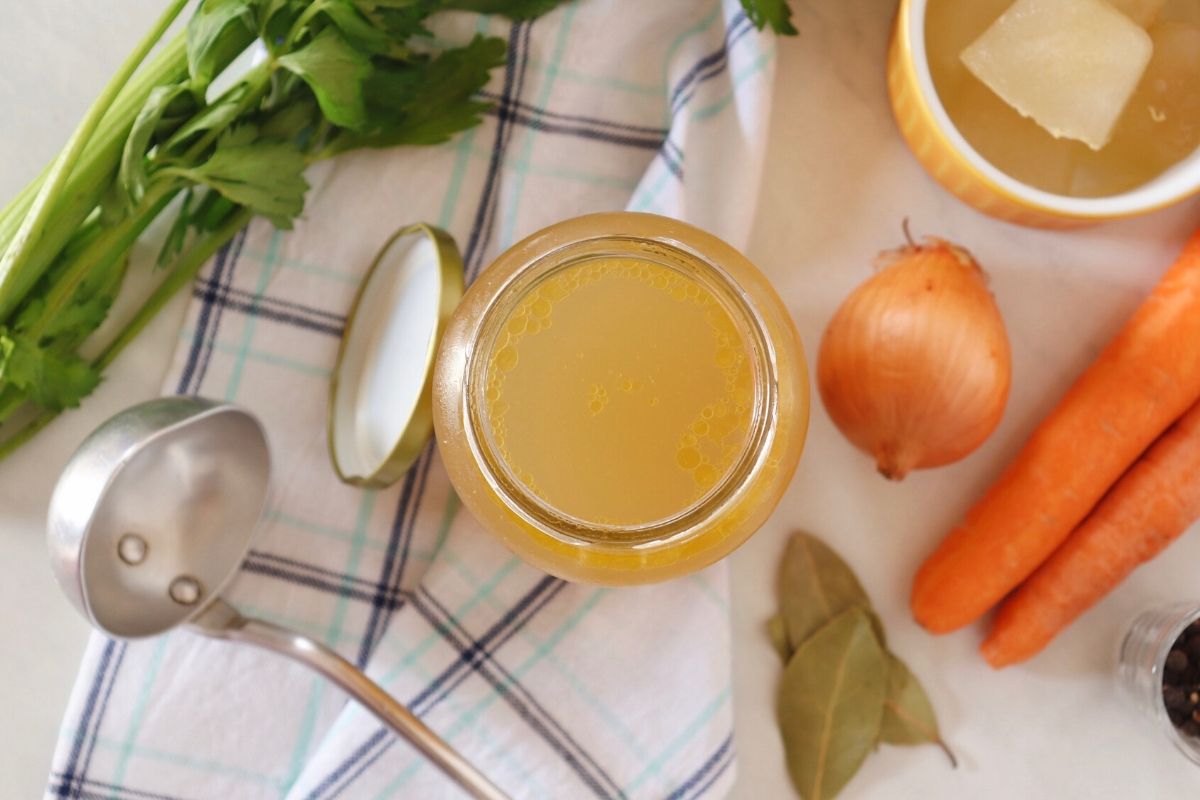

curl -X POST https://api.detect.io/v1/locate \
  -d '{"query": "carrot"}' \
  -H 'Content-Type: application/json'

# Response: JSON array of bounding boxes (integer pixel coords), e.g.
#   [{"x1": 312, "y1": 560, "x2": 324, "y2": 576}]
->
[
  {"x1": 981, "y1": 397, "x2": 1200, "y2": 667},
  {"x1": 912, "y1": 230, "x2": 1200, "y2": 633}
]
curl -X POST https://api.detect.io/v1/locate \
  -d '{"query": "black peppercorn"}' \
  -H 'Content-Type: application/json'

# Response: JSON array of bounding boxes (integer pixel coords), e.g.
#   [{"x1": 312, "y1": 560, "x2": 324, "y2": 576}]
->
[
  {"x1": 1161, "y1": 621, "x2": 1200, "y2": 740},
  {"x1": 1186, "y1": 634, "x2": 1200, "y2": 662},
  {"x1": 1165, "y1": 685, "x2": 1189, "y2": 712}
]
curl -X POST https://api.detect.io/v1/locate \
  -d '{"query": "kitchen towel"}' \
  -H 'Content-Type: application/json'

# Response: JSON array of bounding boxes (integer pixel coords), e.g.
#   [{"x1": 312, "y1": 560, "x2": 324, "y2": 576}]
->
[{"x1": 47, "y1": 1, "x2": 776, "y2": 797}]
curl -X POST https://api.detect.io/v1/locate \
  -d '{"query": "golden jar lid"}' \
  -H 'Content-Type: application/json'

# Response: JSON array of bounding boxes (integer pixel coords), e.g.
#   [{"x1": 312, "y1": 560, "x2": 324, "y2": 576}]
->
[{"x1": 328, "y1": 223, "x2": 463, "y2": 488}]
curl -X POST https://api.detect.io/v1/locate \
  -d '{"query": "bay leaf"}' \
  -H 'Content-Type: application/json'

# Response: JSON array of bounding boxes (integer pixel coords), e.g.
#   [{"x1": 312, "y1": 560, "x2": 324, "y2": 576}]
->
[
  {"x1": 777, "y1": 608, "x2": 887, "y2": 800},
  {"x1": 779, "y1": 531, "x2": 886, "y2": 648},
  {"x1": 767, "y1": 613, "x2": 792, "y2": 662},
  {"x1": 880, "y1": 653, "x2": 957, "y2": 767}
]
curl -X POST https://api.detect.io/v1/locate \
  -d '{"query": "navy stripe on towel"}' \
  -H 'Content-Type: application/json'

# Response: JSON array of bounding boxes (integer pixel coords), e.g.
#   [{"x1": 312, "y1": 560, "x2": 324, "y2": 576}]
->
[
  {"x1": 417, "y1": 587, "x2": 627, "y2": 800},
  {"x1": 665, "y1": 733, "x2": 734, "y2": 800},
  {"x1": 669, "y1": 12, "x2": 752, "y2": 113},
  {"x1": 308, "y1": 576, "x2": 564, "y2": 800},
  {"x1": 49, "y1": 773, "x2": 185, "y2": 800},
  {"x1": 52, "y1": 641, "x2": 118, "y2": 799},
  {"x1": 463, "y1": 21, "x2": 535, "y2": 281},
  {"x1": 355, "y1": 442, "x2": 435, "y2": 669}
]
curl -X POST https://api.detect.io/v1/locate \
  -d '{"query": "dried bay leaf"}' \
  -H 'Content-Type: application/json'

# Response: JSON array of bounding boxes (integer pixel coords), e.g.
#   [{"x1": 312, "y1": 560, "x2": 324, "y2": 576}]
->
[
  {"x1": 777, "y1": 608, "x2": 887, "y2": 800},
  {"x1": 778, "y1": 531, "x2": 886, "y2": 648},
  {"x1": 768, "y1": 613, "x2": 792, "y2": 661},
  {"x1": 771, "y1": 530, "x2": 955, "y2": 792},
  {"x1": 880, "y1": 653, "x2": 957, "y2": 767}
]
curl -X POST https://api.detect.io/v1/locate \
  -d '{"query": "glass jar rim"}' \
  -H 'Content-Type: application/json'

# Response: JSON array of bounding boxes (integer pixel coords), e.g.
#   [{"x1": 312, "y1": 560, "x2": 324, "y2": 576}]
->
[{"x1": 460, "y1": 229, "x2": 782, "y2": 550}]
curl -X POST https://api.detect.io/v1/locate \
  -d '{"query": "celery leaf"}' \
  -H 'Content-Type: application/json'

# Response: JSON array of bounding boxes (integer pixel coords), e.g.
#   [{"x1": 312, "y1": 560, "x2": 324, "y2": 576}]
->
[
  {"x1": 183, "y1": 134, "x2": 309, "y2": 228},
  {"x1": 188, "y1": 0, "x2": 258, "y2": 88},
  {"x1": 0, "y1": 333, "x2": 101, "y2": 411},
  {"x1": 278, "y1": 28, "x2": 372, "y2": 130},
  {"x1": 332, "y1": 35, "x2": 505, "y2": 151},
  {"x1": 120, "y1": 83, "x2": 193, "y2": 210},
  {"x1": 319, "y1": 0, "x2": 395, "y2": 54},
  {"x1": 740, "y1": 0, "x2": 797, "y2": 35}
]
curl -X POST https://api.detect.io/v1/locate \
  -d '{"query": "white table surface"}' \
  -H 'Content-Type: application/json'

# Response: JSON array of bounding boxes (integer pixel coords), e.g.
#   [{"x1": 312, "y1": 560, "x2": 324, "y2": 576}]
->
[{"x1": 3, "y1": 2, "x2": 1200, "y2": 798}]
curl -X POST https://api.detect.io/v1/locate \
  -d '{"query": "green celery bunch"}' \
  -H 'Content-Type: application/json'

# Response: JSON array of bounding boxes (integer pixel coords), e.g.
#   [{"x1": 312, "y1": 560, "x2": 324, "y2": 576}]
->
[{"x1": 0, "y1": 0, "x2": 570, "y2": 456}]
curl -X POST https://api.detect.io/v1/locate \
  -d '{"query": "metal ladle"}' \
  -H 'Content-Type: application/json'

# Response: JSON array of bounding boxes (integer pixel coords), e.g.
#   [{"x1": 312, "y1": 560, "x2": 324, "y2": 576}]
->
[{"x1": 47, "y1": 396, "x2": 510, "y2": 800}]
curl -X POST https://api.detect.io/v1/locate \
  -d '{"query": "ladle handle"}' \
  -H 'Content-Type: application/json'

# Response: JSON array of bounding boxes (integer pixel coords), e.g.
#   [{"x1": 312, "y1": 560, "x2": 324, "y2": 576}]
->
[{"x1": 191, "y1": 599, "x2": 512, "y2": 800}]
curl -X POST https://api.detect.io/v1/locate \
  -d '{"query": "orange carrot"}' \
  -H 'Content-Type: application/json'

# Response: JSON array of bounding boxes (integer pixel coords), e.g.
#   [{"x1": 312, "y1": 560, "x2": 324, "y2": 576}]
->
[
  {"x1": 912, "y1": 230, "x2": 1200, "y2": 633},
  {"x1": 982, "y1": 397, "x2": 1200, "y2": 667}
]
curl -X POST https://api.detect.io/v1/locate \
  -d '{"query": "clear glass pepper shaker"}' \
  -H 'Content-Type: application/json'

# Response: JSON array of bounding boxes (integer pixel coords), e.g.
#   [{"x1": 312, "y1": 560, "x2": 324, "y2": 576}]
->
[{"x1": 1117, "y1": 601, "x2": 1200, "y2": 766}]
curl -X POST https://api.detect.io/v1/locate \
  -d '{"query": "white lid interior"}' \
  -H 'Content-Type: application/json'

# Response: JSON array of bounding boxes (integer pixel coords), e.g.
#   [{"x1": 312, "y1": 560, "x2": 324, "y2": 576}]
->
[{"x1": 331, "y1": 230, "x2": 443, "y2": 481}]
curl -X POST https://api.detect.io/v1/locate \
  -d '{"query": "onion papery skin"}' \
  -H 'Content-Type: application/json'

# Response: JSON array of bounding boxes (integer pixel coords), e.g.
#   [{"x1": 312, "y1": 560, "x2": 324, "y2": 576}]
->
[{"x1": 817, "y1": 240, "x2": 1012, "y2": 480}]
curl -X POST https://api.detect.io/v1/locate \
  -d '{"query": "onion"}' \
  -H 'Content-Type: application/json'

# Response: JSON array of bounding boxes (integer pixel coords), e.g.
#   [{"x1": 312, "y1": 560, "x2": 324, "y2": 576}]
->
[{"x1": 817, "y1": 235, "x2": 1012, "y2": 480}]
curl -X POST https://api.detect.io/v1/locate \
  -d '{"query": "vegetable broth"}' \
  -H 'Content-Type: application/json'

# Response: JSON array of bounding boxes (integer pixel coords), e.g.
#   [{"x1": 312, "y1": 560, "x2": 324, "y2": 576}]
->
[
  {"x1": 480, "y1": 257, "x2": 756, "y2": 528},
  {"x1": 926, "y1": 0, "x2": 1200, "y2": 197}
]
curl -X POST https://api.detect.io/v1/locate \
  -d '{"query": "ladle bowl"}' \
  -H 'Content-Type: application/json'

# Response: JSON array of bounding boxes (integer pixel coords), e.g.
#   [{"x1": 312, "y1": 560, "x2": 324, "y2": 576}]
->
[
  {"x1": 47, "y1": 396, "x2": 509, "y2": 800},
  {"x1": 48, "y1": 396, "x2": 269, "y2": 637}
]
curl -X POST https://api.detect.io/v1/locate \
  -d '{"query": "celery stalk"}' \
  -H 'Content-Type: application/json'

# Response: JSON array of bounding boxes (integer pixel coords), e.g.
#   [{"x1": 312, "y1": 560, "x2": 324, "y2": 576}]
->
[
  {"x1": 24, "y1": 186, "x2": 180, "y2": 341},
  {"x1": 0, "y1": 204, "x2": 255, "y2": 457},
  {"x1": 0, "y1": 33, "x2": 190, "y2": 316},
  {"x1": 97, "y1": 206, "x2": 254, "y2": 371},
  {"x1": 0, "y1": 0, "x2": 190, "y2": 318},
  {"x1": 21, "y1": 58, "x2": 276, "y2": 341}
]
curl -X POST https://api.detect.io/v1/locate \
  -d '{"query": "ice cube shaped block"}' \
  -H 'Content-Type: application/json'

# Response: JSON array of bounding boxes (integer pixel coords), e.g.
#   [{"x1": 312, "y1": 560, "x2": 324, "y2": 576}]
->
[
  {"x1": 1107, "y1": 0, "x2": 1167, "y2": 27},
  {"x1": 961, "y1": 0, "x2": 1154, "y2": 150}
]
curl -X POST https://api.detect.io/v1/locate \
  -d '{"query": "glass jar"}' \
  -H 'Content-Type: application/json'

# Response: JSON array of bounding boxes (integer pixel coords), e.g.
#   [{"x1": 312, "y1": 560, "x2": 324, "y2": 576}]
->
[
  {"x1": 432, "y1": 212, "x2": 808, "y2": 585},
  {"x1": 1117, "y1": 601, "x2": 1200, "y2": 766}
]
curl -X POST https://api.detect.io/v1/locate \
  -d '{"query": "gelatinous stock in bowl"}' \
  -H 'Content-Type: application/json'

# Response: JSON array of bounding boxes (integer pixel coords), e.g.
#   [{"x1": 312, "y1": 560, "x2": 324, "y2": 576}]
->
[
  {"x1": 433, "y1": 213, "x2": 809, "y2": 585},
  {"x1": 889, "y1": 0, "x2": 1200, "y2": 227}
]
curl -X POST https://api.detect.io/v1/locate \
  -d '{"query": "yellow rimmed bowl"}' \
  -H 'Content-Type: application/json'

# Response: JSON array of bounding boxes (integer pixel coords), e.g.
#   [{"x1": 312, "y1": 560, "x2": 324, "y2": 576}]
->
[{"x1": 888, "y1": 0, "x2": 1200, "y2": 228}]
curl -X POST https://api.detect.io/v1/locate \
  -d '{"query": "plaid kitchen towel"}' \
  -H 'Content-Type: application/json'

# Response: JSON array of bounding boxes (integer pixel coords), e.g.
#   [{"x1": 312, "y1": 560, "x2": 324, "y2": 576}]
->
[{"x1": 47, "y1": 1, "x2": 776, "y2": 797}]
